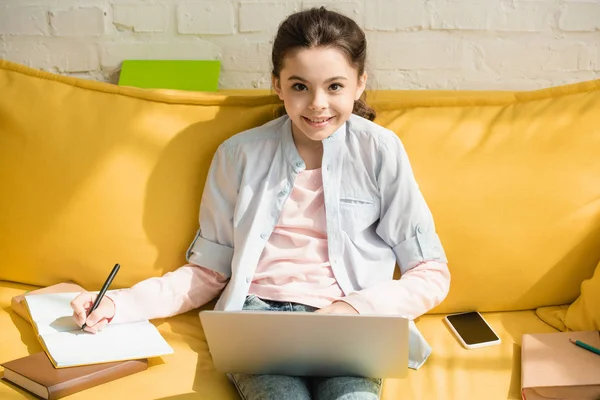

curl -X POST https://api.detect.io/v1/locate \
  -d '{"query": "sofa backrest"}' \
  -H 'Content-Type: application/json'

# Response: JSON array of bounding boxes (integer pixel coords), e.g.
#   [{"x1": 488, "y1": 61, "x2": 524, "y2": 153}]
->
[
  {"x1": 1, "y1": 60, "x2": 599, "y2": 313},
  {"x1": 375, "y1": 84, "x2": 600, "y2": 313}
]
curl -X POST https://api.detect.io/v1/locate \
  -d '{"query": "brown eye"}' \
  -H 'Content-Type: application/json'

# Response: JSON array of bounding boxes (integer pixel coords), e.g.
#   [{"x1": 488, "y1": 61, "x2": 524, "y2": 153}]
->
[
  {"x1": 292, "y1": 83, "x2": 308, "y2": 91},
  {"x1": 329, "y1": 83, "x2": 343, "y2": 91}
]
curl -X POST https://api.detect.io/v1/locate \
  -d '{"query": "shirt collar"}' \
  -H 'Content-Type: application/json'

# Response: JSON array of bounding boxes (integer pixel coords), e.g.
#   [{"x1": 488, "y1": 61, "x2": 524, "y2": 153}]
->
[{"x1": 281, "y1": 116, "x2": 347, "y2": 171}]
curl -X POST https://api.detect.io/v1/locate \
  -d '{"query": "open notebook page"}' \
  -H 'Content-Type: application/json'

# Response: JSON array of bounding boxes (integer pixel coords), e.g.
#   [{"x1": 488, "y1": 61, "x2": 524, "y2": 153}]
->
[
  {"x1": 24, "y1": 292, "x2": 83, "y2": 335},
  {"x1": 43, "y1": 320, "x2": 174, "y2": 367},
  {"x1": 24, "y1": 292, "x2": 173, "y2": 367}
]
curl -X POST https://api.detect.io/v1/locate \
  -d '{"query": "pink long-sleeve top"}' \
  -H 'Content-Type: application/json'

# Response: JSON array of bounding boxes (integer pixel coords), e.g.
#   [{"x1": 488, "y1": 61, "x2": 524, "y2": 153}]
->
[{"x1": 108, "y1": 167, "x2": 450, "y2": 325}]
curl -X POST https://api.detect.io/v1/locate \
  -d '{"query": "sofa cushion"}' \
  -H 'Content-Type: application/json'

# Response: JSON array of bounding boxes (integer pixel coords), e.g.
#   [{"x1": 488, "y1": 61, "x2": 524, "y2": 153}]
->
[
  {"x1": 535, "y1": 304, "x2": 569, "y2": 332},
  {"x1": 0, "y1": 60, "x2": 280, "y2": 290},
  {"x1": 382, "y1": 311, "x2": 557, "y2": 400},
  {"x1": 377, "y1": 83, "x2": 600, "y2": 313},
  {"x1": 0, "y1": 282, "x2": 557, "y2": 400},
  {"x1": 1, "y1": 59, "x2": 600, "y2": 312},
  {"x1": 565, "y1": 259, "x2": 600, "y2": 330},
  {"x1": 535, "y1": 259, "x2": 600, "y2": 332},
  {"x1": 0, "y1": 282, "x2": 239, "y2": 400}
]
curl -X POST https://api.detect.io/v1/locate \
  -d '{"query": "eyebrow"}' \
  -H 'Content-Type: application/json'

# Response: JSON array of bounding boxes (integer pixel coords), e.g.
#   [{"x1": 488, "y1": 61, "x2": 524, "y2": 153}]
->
[{"x1": 288, "y1": 75, "x2": 348, "y2": 83}]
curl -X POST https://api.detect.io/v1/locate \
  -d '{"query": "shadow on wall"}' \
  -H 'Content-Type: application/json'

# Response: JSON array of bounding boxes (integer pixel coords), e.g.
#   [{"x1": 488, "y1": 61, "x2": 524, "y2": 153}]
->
[
  {"x1": 140, "y1": 98, "x2": 281, "y2": 277},
  {"x1": 0, "y1": 58, "x2": 281, "y2": 289}
]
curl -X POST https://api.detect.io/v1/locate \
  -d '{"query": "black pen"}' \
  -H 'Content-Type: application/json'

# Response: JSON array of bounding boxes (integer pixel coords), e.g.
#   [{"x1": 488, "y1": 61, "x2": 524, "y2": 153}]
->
[{"x1": 82, "y1": 263, "x2": 120, "y2": 330}]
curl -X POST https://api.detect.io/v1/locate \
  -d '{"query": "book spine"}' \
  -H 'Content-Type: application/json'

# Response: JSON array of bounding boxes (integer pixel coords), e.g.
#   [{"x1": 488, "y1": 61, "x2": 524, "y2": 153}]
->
[{"x1": 47, "y1": 360, "x2": 148, "y2": 400}]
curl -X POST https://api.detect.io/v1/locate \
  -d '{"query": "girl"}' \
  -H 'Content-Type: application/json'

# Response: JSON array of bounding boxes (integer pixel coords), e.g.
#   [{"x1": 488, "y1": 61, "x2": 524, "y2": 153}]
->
[{"x1": 71, "y1": 7, "x2": 450, "y2": 400}]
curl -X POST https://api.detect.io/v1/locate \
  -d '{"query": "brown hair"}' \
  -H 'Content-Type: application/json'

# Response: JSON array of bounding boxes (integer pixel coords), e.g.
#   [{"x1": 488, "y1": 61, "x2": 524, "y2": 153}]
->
[{"x1": 272, "y1": 7, "x2": 376, "y2": 121}]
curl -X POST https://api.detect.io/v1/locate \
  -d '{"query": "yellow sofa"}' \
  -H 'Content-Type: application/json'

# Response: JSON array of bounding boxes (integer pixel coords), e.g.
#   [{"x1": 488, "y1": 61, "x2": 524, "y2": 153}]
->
[{"x1": 1, "y1": 59, "x2": 599, "y2": 400}]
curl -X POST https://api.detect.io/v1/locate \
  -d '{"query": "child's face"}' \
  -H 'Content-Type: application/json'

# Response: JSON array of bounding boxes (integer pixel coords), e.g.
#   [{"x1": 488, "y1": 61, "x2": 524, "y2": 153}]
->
[{"x1": 273, "y1": 47, "x2": 367, "y2": 143}]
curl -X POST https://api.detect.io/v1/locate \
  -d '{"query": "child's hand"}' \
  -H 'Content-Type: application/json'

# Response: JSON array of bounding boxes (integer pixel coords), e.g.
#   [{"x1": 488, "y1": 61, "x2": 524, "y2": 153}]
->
[
  {"x1": 315, "y1": 301, "x2": 359, "y2": 315},
  {"x1": 70, "y1": 292, "x2": 116, "y2": 334}
]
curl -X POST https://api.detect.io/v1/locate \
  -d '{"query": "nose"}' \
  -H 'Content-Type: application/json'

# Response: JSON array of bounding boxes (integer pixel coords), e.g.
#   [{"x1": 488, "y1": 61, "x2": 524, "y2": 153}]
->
[{"x1": 309, "y1": 90, "x2": 327, "y2": 110}]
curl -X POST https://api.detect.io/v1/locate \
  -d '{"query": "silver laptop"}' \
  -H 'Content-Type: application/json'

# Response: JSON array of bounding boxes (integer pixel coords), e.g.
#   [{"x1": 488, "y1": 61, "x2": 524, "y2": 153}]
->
[{"x1": 199, "y1": 311, "x2": 409, "y2": 378}]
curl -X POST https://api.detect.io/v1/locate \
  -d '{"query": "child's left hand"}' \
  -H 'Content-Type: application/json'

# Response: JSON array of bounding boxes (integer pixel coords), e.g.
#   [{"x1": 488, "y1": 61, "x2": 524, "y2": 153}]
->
[{"x1": 315, "y1": 301, "x2": 359, "y2": 315}]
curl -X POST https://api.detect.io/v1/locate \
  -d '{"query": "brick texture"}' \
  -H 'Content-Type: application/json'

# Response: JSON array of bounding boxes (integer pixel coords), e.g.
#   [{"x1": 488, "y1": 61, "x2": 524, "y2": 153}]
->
[
  {"x1": 49, "y1": 7, "x2": 106, "y2": 37},
  {"x1": 177, "y1": 1, "x2": 236, "y2": 35},
  {"x1": 0, "y1": 6, "x2": 49, "y2": 35},
  {"x1": 113, "y1": 4, "x2": 168, "y2": 33},
  {"x1": 0, "y1": 0, "x2": 598, "y2": 89},
  {"x1": 239, "y1": 1, "x2": 297, "y2": 33}
]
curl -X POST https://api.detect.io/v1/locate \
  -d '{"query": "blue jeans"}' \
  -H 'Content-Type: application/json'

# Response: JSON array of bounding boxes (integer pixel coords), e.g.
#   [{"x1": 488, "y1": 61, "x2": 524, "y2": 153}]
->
[{"x1": 227, "y1": 295, "x2": 382, "y2": 400}]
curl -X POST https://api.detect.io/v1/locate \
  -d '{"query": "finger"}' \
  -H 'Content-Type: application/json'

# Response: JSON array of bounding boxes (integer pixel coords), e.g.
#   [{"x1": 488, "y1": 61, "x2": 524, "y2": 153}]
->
[
  {"x1": 330, "y1": 301, "x2": 358, "y2": 315},
  {"x1": 70, "y1": 293, "x2": 97, "y2": 326},
  {"x1": 83, "y1": 324, "x2": 97, "y2": 334},
  {"x1": 84, "y1": 300, "x2": 114, "y2": 327},
  {"x1": 72, "y1": 311, "x2": 86, "y2": 327},
  {"x1": 95, "y1": 319, "x2": 108, "y2": 332},
  {"x1": 86, "y1": 318, "x2": 108, "y2": 334}
]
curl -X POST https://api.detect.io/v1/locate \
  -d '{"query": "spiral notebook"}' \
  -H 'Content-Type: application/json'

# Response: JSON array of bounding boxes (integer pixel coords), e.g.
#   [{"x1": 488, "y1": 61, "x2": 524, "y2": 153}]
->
[{"x1": 23, "y1": 292, "x2": 173, "y2": 368}]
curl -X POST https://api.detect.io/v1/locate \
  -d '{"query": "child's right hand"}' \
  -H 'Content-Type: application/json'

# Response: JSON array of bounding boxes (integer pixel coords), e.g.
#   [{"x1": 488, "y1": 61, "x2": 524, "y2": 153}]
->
[{"x1": 70, "y1": 292, "x2": 116, "y2": 334}]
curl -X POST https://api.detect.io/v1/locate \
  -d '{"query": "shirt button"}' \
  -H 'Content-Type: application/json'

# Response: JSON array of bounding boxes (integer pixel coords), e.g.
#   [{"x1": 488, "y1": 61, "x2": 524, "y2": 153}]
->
[
  {"x1": 296, "y1": 161, "x2": 303, "y2": 168},
  {"x1": 417, "y1": 225, "x2": 424, "y2": 234},
  {"x1": 326, "y1": 165, "x2": 331, "y2": 171},
  {"x1": 260, "y1": 233, "x2": 268, "y2": 239},
  {"x1": 246, "y1": 276, "x2": 252, "y2": 283},
  {"x1": 278, "y1": 189, "x2": 287, "y2": 197}
]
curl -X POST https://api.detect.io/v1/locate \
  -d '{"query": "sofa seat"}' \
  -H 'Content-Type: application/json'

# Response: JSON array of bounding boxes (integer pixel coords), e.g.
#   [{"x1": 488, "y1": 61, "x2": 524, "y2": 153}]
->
[
  {"x1": 3, "y1": 60, "x2": 596, "y2": 399},
  {"x1": 0, "y1": 281, "x2": 557, "y2": 400}
]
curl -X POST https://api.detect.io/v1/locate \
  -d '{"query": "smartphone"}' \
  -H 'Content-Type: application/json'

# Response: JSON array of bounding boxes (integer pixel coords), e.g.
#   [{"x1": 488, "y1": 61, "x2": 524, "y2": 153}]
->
[{"x1": 444, "y1": 311, "x2": 501, "y2": 349}]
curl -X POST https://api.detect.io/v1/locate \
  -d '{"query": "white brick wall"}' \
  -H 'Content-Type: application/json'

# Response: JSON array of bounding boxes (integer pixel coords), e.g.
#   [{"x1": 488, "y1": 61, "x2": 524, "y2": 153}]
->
[
  {"x1": 177, "y1": 1, "x2": 237, "y2": 35},
  {"x1": 113, "y1": 4, "x2": 169, "y2": 33},
  {"x1": 363, "y1": 0, "x2": 423, "y2": 31},
  {"x1": 560, "y1": 2, "x2": 600, "y2": 32},
  {"x1": 0, "y1": 6, "x2": 48, "y2": 36},
  {"x1": 49, "y1": 7, "x2": 106, "y2": 37},
  {"x1": 239, "y1": 1, "x2": 296, "y2": 33},
  {"x1": 0, "y1": 0, "x2": 599, "y2": 90}
]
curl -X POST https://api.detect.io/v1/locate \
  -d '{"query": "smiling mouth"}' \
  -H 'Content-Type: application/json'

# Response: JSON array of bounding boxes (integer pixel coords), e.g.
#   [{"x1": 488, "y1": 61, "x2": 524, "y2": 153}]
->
[{"x1": 302, "y1": 116, "x2": 334, "y2": 127}]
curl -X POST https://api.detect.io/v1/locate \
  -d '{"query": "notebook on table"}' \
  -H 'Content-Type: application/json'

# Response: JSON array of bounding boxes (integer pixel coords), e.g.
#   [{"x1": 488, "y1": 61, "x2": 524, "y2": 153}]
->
[
  {"x1": 22, "y1": 292, "x2": 173, "y2": 368},
  {"x1": 1, "y1": 352, "x2": 147, "y2": 400},
  {"x1": 521, "y1": 330, "x2": 600, "y2": 400}
]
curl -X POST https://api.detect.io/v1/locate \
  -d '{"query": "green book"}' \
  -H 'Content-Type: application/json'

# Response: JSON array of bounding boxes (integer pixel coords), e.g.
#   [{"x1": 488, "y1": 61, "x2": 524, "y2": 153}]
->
[{"x1": 118, "y1": 60, "x2": 221, "y2": 92}]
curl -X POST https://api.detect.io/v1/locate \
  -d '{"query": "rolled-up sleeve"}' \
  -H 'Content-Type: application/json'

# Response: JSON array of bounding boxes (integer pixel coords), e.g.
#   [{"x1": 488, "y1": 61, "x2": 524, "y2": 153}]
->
[
  {"x1": 186, "y1": 143, "x2": 238, "y2": 277},
  {"x1": 375, "y1": 134, "x2": 447, "y2": 274}
]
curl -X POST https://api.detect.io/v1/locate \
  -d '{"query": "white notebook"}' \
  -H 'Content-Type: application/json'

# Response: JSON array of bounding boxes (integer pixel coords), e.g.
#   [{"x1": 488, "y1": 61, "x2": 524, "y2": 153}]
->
[{"x1": 23, "y1": 292, "x2": 173, "y2": 368}]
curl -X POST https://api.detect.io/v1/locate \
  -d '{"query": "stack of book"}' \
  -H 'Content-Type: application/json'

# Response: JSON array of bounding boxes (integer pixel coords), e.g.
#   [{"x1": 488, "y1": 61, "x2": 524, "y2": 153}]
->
[
  {"x1": 2, "y1": 283, "x2": 173, "y2": 399},
  {"x1": 2, "y1": 352, "x2": 147, "y2": 400}
]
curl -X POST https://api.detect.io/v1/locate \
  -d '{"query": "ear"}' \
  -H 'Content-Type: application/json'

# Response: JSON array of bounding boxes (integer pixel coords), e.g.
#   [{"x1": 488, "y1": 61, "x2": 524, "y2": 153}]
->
[
  {"x1": 355, "y1": 72, "x2": 368, "y2": 101},
  {"x1": 272, "y1": 75, "x2": 284, "y2": 100}
]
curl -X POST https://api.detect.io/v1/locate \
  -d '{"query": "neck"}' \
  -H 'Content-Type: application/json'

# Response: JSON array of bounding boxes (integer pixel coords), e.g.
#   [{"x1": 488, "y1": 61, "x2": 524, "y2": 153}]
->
[{"x1": 291, "y1": 124, "x2": 323, "y2": 170}]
